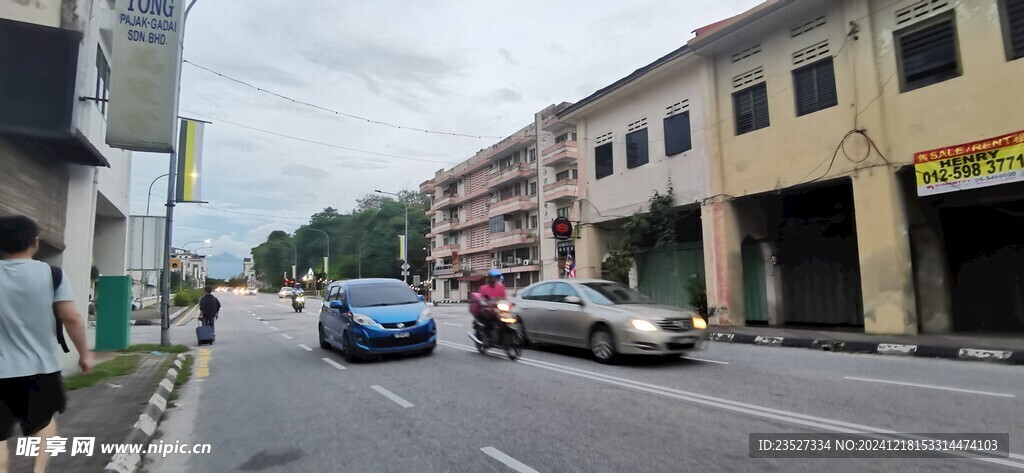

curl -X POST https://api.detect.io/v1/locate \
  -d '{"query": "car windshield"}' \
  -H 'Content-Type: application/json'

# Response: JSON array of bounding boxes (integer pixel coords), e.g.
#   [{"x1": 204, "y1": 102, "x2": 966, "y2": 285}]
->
[
  {"x1": 580, "y1": 282, "x2": 656, "y2": 305},
  {"x1": 348, "y1": 284, "x2": 420, "y2": 308}
]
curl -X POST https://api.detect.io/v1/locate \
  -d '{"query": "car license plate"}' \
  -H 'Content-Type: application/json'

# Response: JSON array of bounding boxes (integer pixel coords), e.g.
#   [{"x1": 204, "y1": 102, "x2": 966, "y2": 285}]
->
[
  {"x1": 675, "y1": 336, "x2": 696, "y2": 343},
  {"x1": 394, "y1": 332, "x2": 411, "y2": 339}
]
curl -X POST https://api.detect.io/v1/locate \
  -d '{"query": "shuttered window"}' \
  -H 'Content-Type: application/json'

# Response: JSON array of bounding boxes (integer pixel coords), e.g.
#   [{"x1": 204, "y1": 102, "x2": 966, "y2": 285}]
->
[
  {"x1": 595, "y1": 142, "x2": 613, "y2": 179},
  {"x1": 733, "y1": 82, "x2": 769, "y2": 135},
  {"x1": 793, "y1": 58, "x2": 838, "y2": 116},
  {"x1": 896, "y1": 15, "x2": 960, "y2": 92},
  {"x1": 625, "y1": 128, "x2": 649, "y2": 169},
  {"x1": 663, "y1": 111, "x2": 692, "y2": 156},
  {"x1": 1006, "y1": 0, "x2": 1024, "y2": 60}
]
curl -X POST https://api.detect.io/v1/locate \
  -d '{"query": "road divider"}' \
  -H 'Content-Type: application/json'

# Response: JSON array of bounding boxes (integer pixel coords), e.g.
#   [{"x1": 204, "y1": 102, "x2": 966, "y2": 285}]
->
[
  {"x1": 437, "y1": 341, "x2": 1024, "y2": 470},
  {"x1": 371, "y1": 385, "x2": 414, "y2": 408}
]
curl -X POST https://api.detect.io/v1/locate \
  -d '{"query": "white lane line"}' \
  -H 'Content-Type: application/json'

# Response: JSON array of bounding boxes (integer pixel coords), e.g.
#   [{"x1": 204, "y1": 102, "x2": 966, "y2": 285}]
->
[
  {"x1": 681, "y1": 356, "x2": 729, "y2": 365},
  {"x1": 371, "y1": 385, "x2": 414, "y2": 408},
  {"x1": 261, "y1": 321, "x2": 269, "y2": 324},
  {"x1": 437, "y1": 341, "x2": 1024, "y2": 470},
  {"x1": 843, "y1": 376, "x2": 1016, "y2": 398},
  {"x1": 280, "y1": 333, "x2": 294, "y2": 340},
  {"x1": 298, "y1": 344, "x2": 313, "y2": 351},
  {"x1": 321, "y1": 358, "x2": 346, "y2": 370},
  {"x1": 480, "y1": 447, "x2": 539, "y2": 473},
  {"x1": 444, "y1": 322, "x2": 463, "y2": 327},
  {"x1": 269, "y1": 326, "x2": 279, "y2": 331}
]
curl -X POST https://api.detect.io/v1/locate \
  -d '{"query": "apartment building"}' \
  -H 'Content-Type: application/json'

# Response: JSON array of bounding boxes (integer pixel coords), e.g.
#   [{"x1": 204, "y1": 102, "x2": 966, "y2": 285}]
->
[
  {"x1": 1, "y1": 0, "x2": 133, "y2": 369},
  {"x1": 421, "y1": 119, "x2": 544, "y2": 300},
  {"x1": 536, "y1": 103, "x2": 580, "y2": 280},
  {"x1": 557, "y1": 0, "x2": 1024, "y2": 335}
]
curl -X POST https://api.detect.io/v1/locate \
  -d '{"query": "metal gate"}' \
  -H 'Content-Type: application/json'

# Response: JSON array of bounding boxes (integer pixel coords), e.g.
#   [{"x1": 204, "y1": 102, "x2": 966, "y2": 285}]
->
[
  {"x1": 0, "y1": 144, "x2": 68, "y2": 249},
  {"x1": 637, "y1": 243, "x2": 705, "y2": 309},
  {"x1": 742, "y1": 242, "x2": 769, "y2": 322}
]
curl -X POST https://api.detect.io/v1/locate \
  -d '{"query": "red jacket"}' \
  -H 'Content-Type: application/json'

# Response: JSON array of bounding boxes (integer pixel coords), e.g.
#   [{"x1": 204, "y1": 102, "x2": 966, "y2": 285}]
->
[{"x1": 478, "y1": 282, "x2": 507, "y2": 300}]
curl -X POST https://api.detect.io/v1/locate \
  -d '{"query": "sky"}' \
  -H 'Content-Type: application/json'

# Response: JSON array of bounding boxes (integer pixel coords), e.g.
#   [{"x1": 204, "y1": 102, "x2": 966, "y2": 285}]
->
[{"x1": 129, "y1": 0, "x2": 763, "y2": 268}]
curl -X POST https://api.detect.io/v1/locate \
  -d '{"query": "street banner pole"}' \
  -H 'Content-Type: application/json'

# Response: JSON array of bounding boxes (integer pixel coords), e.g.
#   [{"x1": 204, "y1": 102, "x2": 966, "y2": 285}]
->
[{"x1": 160, "y1": 149, "x2": 177, "y2": 346}]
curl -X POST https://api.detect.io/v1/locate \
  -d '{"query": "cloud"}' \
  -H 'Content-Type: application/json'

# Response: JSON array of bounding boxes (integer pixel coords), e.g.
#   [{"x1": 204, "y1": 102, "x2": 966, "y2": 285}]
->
[
  {"x1": 498, "y1": 47, "x2": 516, "y2": 65},
  {"x1": 489, "y1": 88, "x2": 524, "y2": 104}
]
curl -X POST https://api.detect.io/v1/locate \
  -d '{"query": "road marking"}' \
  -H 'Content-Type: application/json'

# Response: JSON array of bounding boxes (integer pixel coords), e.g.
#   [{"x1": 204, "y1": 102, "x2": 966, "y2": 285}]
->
[
  {"x1": 269, "y1": 326, "x2": 279, "y2": 331},
  {"x1": 371, "y1": 385, "x2": 414, "y2": 408},
  {"x1": 321, "y1": 358, "x2": 346, "y2": 370},
  {"x1": 681, "y1": 356, "x2": 729, "y2": 365},
  {"x1": 280, "y1": 333, "x2": 294, "y2": 340},
  {"x1": 173, "y1": 306, "x2": 199, "y2": 326},
  {"x1": 843, "y1": 376, "x2": 1016, "y2": 398},
  {"x1": 298, "y1": 344, "x2": 312, "y2": 351},
  {"x1": 255, "y1": 305, "x2": 264, "y2": 308},
  {"x1": 262, "y1": 321, "x2": 269, "y2": 324},
  {"x1": 444, "y1": 322, "x2": 463, "y2": 327},
  {"x1": 480, "y1": 447, "x2": 539, "y2": 473},
  {"x1": 196, "y1": 348, "x2": 212, "y2": 379},
  {"x1": 437, "y1": 341, "x2": 1024, "y2": 470}
]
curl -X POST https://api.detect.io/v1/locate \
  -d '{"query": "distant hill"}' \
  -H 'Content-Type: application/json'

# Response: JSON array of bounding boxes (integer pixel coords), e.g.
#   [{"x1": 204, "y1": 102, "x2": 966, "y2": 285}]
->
[{"x1": 207, "y1": 253, "x2": 244, "y2": 279}]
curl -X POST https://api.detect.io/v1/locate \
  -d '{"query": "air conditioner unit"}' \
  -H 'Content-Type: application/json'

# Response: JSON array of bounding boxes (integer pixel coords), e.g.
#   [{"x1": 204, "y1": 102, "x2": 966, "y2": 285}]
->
[
  {"x1": 515, "y1": 258, "x2": 523, "y2": 265},
  {"x1": 491, "y1": 259, "x2": 499, "y2": 267},
  {"x1": 506, "y1": 256, "x2": 515, "y2": 263}
]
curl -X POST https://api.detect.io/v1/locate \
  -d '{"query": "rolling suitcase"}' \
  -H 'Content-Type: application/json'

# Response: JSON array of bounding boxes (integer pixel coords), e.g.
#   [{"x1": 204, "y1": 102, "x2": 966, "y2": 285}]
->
[{"x1": 196, "y1": 323, "x2": 215, "y2": 345}]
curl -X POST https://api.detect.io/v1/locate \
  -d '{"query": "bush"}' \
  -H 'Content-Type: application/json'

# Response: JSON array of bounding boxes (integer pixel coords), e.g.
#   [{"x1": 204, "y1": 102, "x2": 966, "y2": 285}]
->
[{"x1": 172, "y1": 287, "x2": 205, "y2": 306}]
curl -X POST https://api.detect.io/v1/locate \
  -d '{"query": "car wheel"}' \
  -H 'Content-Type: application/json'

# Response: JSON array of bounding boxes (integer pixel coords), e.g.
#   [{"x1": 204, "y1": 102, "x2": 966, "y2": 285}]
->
[
  {"x1": 589, "y1": 327, "x2": 617, "y2": 364},
  {"x1": 422, "y1": 346, "x2": 435, "y2": 356},
  {"x1": 318, "y1": 324, "x2": 330, "y2": 350},
  {"x1": 341, "y1": 331, "x2": 360, "y2": 363}
]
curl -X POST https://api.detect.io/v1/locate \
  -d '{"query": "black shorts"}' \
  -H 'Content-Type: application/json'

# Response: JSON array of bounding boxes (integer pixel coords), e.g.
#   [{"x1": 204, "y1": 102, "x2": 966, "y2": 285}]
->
[{"x1": 0, "y1": 372, "x2": 66, "y2": 440}]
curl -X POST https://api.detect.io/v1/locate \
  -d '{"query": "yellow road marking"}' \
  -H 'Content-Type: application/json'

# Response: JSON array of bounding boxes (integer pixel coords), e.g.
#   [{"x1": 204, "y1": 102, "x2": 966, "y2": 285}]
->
[
  {"x1": 196, "y1": 348, "x2": 212, "y2": 378},
  {"x1": 174, "y1": 305, "x2": 200, "y2": 326}
]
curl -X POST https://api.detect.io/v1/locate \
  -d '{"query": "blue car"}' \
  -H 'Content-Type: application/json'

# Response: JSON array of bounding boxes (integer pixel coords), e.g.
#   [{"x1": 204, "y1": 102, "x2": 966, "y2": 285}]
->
[{"x1": 318, "y1": 278, "x2": 436, "y2": 361}]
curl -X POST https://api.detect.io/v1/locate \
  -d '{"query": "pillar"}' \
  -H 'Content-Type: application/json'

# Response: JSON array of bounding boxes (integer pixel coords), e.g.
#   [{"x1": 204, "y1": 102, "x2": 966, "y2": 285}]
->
[
  {"x1": 701, "y1": 198, "x2": 744, "y2": 326},
  {"x1": 851, "y1": 169, "x2": 917, "y2": 334}
]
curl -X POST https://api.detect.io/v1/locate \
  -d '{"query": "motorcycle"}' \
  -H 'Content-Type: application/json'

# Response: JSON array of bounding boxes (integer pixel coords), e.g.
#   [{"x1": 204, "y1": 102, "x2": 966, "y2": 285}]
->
[
  {"x1": 291, "y1": 294, "x2": 305, "y2": 313},
  {"x1": 467, "y1": 297, "x2": 524, "y2": 360}
]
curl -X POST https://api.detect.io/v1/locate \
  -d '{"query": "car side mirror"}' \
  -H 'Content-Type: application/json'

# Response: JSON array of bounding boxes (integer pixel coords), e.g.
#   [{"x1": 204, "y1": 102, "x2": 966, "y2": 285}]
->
[
  {"x1": 563, "y1": 296, "x2": 582, "y2": 305},
  {"x1": 329, "y1": 300, "x2": 346, "y2": 311},
  {"x1": 418, "y1": 294, "x2": 425, "y2": 302}
]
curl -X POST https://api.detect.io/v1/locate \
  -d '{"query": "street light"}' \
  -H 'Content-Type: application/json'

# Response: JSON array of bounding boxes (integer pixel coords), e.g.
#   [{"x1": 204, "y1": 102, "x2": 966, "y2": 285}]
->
[
  {"x1": 375, "y1": 189, "x2": 409, "y2": 283},
  {"x1": 284, "y1": 240, "x2": 297, "y2": 281},
  {"x1": 306, "y1": 228, "x2": 330, "y2": 280},
  {"x1": 338, "y1": 235, "x2": 362, "y2": 278},
  {"x1": 181, "y1": 239, "x2": 211, "y2": 250}
]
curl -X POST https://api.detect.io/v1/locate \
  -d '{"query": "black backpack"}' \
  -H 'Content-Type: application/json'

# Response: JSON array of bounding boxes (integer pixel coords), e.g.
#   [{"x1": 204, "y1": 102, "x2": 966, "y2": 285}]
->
[{"x1": 48, "y1": 265, "x2": 71, "y2": 353}]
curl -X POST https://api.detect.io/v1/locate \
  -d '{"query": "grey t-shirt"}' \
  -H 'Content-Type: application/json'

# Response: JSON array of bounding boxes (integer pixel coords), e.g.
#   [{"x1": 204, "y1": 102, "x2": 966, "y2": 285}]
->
[{"x1": 0, "y1": 259, "x2": 73, "y2": 378}]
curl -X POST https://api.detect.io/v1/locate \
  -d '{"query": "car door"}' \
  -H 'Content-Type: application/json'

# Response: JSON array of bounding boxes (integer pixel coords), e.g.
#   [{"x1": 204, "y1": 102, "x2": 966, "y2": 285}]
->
[
  {"x1": 321, "y1": 285, "x2": 341, "y2": 339},
  {"x1": 517, "y1": 283, "x2": 556, "y2": 342},
  {"x1": 546, "y1": 282, "x2": 590, "y2": 347}
]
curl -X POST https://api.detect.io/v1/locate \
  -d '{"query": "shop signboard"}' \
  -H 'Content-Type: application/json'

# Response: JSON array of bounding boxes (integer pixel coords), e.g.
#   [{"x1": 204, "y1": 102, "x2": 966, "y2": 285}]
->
[{"x1": 915, "y1": 129, "x2": 1024, "y2": 196}]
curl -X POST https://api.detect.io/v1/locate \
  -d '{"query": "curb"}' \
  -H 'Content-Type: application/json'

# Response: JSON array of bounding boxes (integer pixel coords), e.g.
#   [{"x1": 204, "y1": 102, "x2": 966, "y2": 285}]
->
[
  {"x1": 89, "y1": 306, "x2": 191, "y2": 328},
  {"x1": 706, "y1": 332, "x2": 1023, "y2": 365},
  {"x1": 102, "y1": 353, "x2": 188, "y2": 473}
]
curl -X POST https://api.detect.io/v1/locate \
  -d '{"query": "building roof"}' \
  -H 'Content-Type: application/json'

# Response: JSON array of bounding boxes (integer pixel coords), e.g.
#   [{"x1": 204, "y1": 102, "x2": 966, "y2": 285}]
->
[{"x1": 687, "y1": 0, "x2": 793, "y2": 49}]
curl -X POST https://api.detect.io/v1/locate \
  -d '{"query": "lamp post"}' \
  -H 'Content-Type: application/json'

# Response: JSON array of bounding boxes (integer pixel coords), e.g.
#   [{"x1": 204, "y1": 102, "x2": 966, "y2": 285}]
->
[
  {"x1": 338, "y1": 235, "x2": 362, "y2": 278},
  {"x1": 285, "y1": 240, "x2": 297, "y2": 281},
  {"x1": 375, "y1": 189, "x2": 409, "y2": 283},
  {"x1": 140, "y1": 172, "x2": 170, "y2": 312},
  {"x1": 307, "y1": 228, "x2": 330, "y2": 280}
]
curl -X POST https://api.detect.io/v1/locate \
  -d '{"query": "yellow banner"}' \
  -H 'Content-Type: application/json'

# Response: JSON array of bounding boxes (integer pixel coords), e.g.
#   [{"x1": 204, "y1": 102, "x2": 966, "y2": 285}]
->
[
  {"x1": 175, "y1": 119, "x2": 206, "y2": 202},
  {"x1": 914, "y1": 130, "x2": 1024, "y2": 196}
]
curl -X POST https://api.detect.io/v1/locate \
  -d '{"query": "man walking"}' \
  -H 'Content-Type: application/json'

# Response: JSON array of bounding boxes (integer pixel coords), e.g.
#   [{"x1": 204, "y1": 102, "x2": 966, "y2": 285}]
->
[
  {"x1": 199, "y1": 286, "x2": 220, "y2": 331},
  {"x1": 0, "y1": 215, "x2": 93, "y2": 473}
]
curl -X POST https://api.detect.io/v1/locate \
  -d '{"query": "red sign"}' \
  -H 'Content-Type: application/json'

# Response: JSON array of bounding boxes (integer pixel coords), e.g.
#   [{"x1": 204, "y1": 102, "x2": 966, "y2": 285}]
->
[{"x1": 552, "y1": 217, "x2": 573, "y2": 241}]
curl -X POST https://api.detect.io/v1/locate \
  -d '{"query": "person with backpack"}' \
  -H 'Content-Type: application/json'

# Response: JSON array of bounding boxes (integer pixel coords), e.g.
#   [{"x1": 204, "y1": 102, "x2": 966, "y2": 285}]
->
[
  {"x1": 0, "y1": 215, "x2": 93, "y2": 473},
  {"x1": 198, "y1": 286, "x2": 221, "y2": 331}
]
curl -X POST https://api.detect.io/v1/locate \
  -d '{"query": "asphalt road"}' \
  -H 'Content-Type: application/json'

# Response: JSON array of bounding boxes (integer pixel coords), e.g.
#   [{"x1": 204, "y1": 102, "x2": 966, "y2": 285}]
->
[{"x1": 146, "y1": 293, "x2": 1024, "y2": 473}]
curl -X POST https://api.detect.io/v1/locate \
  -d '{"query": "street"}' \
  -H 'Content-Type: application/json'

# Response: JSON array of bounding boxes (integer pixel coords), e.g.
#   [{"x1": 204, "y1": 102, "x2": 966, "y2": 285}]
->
[{"x1": 144, "y1": 293, "x2": 1024, "y2": 473}]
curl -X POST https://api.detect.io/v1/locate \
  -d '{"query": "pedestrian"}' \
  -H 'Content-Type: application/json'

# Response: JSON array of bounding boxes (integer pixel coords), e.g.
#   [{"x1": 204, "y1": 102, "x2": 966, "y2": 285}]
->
[
  {"x1": 0, "y1": 215, "x2": 93, "y2": 473},
  {"x1": 198, "y1": 286, "x2": 221, "y2": 331}
]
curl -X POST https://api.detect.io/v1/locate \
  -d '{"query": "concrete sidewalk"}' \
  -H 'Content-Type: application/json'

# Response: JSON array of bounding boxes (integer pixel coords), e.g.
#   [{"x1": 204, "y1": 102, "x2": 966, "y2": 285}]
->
[{"x1": 706, "y1": 325, "x2": 1024, "y2": 364}]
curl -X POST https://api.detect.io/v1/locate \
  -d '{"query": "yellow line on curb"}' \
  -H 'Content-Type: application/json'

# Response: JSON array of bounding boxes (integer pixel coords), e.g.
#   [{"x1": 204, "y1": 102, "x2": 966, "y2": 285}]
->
[{"x1": 174, "y1": 306, "x2": 199, "y2": 326}]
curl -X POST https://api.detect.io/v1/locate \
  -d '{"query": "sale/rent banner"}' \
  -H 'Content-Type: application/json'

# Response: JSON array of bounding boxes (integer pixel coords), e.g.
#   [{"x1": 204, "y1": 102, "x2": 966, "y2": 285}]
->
[{"x1": 915, "y1": 129, "x2": 1024, "y2": 196}]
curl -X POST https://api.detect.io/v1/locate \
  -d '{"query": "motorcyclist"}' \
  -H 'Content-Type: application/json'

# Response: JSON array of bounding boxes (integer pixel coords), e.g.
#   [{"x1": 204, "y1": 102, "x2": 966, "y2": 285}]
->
[
  {"x1": 291, "y1": 284, "x2": 304, "y2": 304},
  {"x1": 476, "y1": 269, "x2": 507, "y2": 339}
]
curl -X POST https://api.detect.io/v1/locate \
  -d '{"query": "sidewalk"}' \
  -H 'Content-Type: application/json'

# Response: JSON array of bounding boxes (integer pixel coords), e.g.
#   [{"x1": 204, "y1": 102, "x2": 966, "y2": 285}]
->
[
  {"x1": 8, "y1": 353, "x2": 175, "y2": 473},
  {"x1": 706, "y1": 325, "x2": 1024, "y2": 364}
]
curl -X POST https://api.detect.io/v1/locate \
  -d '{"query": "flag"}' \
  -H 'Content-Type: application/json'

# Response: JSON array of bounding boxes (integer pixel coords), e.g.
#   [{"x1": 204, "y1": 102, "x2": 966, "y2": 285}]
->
[
  {"x1": 175, "y1": 118, "x2": 207, "y2": 203},
  {"x1": 565, "y1": 255, "x2": 576, "y2": 278}
]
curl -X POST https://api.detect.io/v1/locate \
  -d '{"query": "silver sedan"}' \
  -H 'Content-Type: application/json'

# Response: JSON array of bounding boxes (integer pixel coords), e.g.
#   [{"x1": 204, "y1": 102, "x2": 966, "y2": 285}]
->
[{"x1": 512, "y1": 279, "x2": 707, "y2": 363}]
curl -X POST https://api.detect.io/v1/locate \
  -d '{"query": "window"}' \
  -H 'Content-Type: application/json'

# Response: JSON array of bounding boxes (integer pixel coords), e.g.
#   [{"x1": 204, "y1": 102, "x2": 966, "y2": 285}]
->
[
  {"x1": 663, "y1": 111, "x2": 691, "y2": 156},
  {"x1": 594, "y1": 142, "x2": 613, "y2": 179},
  {"x1": 793, "y1": 58, "x2": 838, "y2": 116},
  {"x1": 549, "y1": 283, "x2": 579, "y2": 303},
  {"x1": 348, "y1": 283, "x2": 420, "y2": 308},
  {"x1": 528, "y1": 182, "x2": 537, "y2": 196},
  {"x1": 327, "y1": 285, "x2": 340, "y2": 301},
  {"x1": 522, "y1": 283, "x2": 554, "y2": 301},
  {"x1": 625, "y1": 128, "x2": 649, "y2": 169},
  {"x1": 95, "y1": 46, "x2": 110, "y2": 115},
  {"x1": 733, "y1": 82, "x2": 770, "y2": 135},
  {"x1": 555, "y1": 132, "x2": 576, "y2": 144},
  {"x1": 580, "y1": 282, "x2": 656, "y2": 305},
  {"x1": 1003, "y1": 0, "x2": 1024, "y2": 60},
  {"x1": 896, "y1": 14, "x2": 960, "y2": 92},
  {"x1": 488, "y1": 216, "x2": 506, "y2": 234},
  {"x1": 555, "y1": 170, "x2": 570, "y2": 181},
  {"x1": 529, "y1": 215, "x2": 538, "y2": 229},
  {"x1": 528, "y1": 148, "x2": 537, "y2": 163},
  {"x1": 557, "y1": 206, "x2": 570, "y2": 218}
]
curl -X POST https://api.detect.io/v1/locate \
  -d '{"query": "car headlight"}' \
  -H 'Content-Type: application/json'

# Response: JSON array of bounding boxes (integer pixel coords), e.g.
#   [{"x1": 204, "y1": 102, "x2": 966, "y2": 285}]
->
[
  {"x1": 692, "y1": 316, "x2": 707, "y2": 330},
  {"x1": 351, "y1": 313, "x2": 382, "y2": 328},
  {"x1": 630, "y1": 319, "x2": 659, "y2": 331},
  {"x1": 418, "y1": 308, "x2": 432, "y2": 324}
]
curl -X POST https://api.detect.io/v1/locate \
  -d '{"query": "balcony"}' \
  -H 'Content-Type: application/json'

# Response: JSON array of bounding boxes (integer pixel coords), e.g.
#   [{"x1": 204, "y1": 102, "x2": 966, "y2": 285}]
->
[
  {"x1": 488, "y1": 162, "x2": 536, "y2": 188},
  {"x1": 487, "y1": 134, "x2": 533, "y2": 161},
  {"x1": 488, "y1": 195, "x2": 536, "y2": 216},
  {"x1": 432, "y1": 218, "x2": 454, "y2": 234},
  {"x1": 430, "y1": 194, "x2": 456, "y2": 211},
  {"x1": 542, "y1": 141, "x2": 578, "y2": 167},
  {"x1": 452, "y1": 185, "x2": 491, "y2": 206},
  {"x1": 452, "y1": 214, "x2": 488, "y2": 230},
  {"x1": 489, "y1": 228, "x2": 537, "y2": 249},
  {"x1": 544, "y1": 179, "x2": 578, "y2": 202},
  {"x1": 432, "y1": 244, "x2": 461, "y2": 258}
]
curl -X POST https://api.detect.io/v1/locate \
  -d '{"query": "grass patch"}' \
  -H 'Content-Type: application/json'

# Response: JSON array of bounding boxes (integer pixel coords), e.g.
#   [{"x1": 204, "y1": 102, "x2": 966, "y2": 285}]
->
[
  {"x1": 120, "y1": 343, "x2": 189, "y2": 354},
  {"x1": 167, "y1": 355, "x2": 194, "y2": 404},
  {"x1": 64, "y1": 354, "x2": 141, "y2": 391}
]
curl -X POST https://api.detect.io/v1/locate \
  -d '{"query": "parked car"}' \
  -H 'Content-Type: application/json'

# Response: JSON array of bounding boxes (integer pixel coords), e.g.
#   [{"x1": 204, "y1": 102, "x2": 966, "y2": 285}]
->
[
  {"x1": 318, "y1": 278, "x2": 435, "y2": 361},
  {"x1": 245, "y1": 287, "x2": 257, "y2": 296},
  {"x1": 512, "y1": 279, "x2": 707, "y2": 363},
  {"x1": 278, "y1": 287, "x2": 294, "y2": 298}
]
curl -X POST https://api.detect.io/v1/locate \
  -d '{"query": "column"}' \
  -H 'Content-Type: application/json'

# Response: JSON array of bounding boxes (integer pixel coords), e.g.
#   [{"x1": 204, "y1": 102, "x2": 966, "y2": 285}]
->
[
  {"x1": 851, "y1": 169, "x2": 917, "y2": 334},
  {"x1": 701, "y1": 198, "x2": 744, "y2": 326}
]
